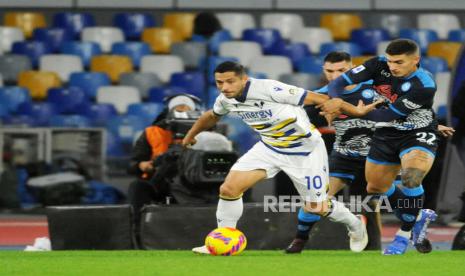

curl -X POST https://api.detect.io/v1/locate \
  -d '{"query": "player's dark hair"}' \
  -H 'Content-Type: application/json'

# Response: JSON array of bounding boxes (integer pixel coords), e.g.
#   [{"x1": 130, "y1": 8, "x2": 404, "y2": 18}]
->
[
  {"x1": 324, "y1": 51, "x2": 352, "y2": 63},
  {"x1": 214, "y1": 61, "x2": 246, "y2": 76},
  {"x1": 386, "y1": 39, "x2": 419, "y2": 56}
]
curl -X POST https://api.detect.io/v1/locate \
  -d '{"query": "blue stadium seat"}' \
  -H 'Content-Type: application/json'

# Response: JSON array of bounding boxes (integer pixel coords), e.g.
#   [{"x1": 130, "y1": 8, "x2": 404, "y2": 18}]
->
[
  {"x1": 61, "y1": 41, "x2": 102, "y2": 68},
  {"x1": 169, "y1": 72, "x2": 206, "y2": 99},
  {"x1": 297, "y1": 56, "x2": 324, "y2": 74},
  {"x1": 399, "y1": 29, "x2": 439, "y2": 54},
  {"x1": 69, "y1": 72, "x2": 110, "y2": 99},
  {"x1": 47, "y1": 87, "x2": 88, "y2": 114},
  {"x1": 271, "y1": 42, "x2": 311, "y2": 69},
  {"x1": 350, "y1": 28, "x2": 390, "y2": 55},
  {"x1": 127, "y1": 103, "x2": 165, "y2": 125},
  {"x1": 204, "y1": 56, "x2": 239, "y2": 83},
  {"x1": 106, "y1": 131, "x2": 125, "y2": 157},
  {"x1": 52, "y1": 12, "x2": 95, "y2": 39},
  {"x1": 106, "y1": 115, "x2": 146, "y2": 144},
  {"x1": 48, "y1": 115, "x2": 92, "y2": 128},
  {"x1": 207, "y1": 86, "x2": 219, "y2": 108},
  {"x1": 320, "y1": 42, "x2": 362, "y2": 58},
  {"x1": 78, "y1": 103, "x2": 118, "y2": 126},
  {"x1": 242, "y1": 28, "x2": 284, "y2": 55},
  {"x1": 2, "y1": 115, "x2": 37, "y2": 127},
  {"x1": 0, "y1": 86, "x2": 31, "y2": 113},
  {"x1": 148, "y1": 86, "x2": 187, "y2": 104},
  {"x1": 111, "y1": 42, "x2": 151, "y2": 68},
  {"x1": 421, "y1": 57, "x2": 449, "y2": 75},
  {"x1": 113, "y1": 13, "x2": 155, "y2": 40},
  {"x1": 247, "y1": 72, "x2": 268, "y2": 79},
  {"x1": 11, "y1": 41, "x2": 51, "y2": 67},
  {"x1": 208, "y1": 30, "x2": 233, "y2": 54},
  {"x1": 16, "y1": 102, "x2": 57, "y2": 126},
  {"x1": 32, "y1": 27, "x2": 73, "y2": 53},
  {"x1": 448, "y1": 29, "x2": 465, "y2": 42},
  {"x1": 0, "y1": 103, "x2": 9, "y2": 118}
]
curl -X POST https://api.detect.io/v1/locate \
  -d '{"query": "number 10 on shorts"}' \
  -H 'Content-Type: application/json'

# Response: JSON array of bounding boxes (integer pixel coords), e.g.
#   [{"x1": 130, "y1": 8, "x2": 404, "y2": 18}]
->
[{"x1": 306, "y1": 176, "x2": 323, "y2": 190}]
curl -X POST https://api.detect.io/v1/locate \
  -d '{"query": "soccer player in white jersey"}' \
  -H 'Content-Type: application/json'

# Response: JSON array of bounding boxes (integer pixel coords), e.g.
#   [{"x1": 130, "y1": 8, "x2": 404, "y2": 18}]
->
[{"x1": 183, "y1": 61, "x2": 377, "y2": 254}]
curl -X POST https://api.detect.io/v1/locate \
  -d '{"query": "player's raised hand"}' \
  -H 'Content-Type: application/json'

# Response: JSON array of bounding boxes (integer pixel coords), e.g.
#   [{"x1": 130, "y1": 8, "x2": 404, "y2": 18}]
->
[
  {"x1": 317, "y1": 98, "x2": 343, "y2": 116},
  {"x1": 437, "y1": 125, "x2": 455, "y2": 138},
  {"x1": 182, "y1": 136, "x2": 197, "y2": 147}
]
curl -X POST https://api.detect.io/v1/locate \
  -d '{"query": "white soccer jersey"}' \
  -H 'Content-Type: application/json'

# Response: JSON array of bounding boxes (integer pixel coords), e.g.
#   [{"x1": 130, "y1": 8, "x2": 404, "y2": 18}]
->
[{"x1": 213, "y1": 78, "x2": 321, "y2": 155}]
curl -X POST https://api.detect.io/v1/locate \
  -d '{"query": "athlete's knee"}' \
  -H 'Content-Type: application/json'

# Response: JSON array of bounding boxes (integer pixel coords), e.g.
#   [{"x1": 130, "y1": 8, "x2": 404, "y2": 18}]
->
[
  {"x1": 401, "y1": 168, "x2": 426, "y2": 188},
  {"x1": 219, "y1": 183, "x2": 242, "y2": 199},
  {"x1": 304, "y1": 200, "x2": 330, "y2": 216},
  {"x1": 366, "y1": 184, "x2": 389, "y2": 194}
]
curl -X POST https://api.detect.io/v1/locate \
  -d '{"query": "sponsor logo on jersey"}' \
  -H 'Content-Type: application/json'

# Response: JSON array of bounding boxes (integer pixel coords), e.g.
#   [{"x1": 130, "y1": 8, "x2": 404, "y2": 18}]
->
[
  {"x1": 288, "y1": 88, "x2": 297, "y2": 95},
  {"x1": 381, "y1": 69, "x2": 391, "y2": 78},
  {"x1": 402, "y1": 98, "x2": 421, "y2": 109},
  {"x1": 352, "y1": 65, "x2": 366, "y2": 74},
  {"x1": 273, "y1": 86, "x2": 283, "y2": 92},
  {"x1": 361, "y1": 89, "x2": 375, "y2": 99},
  {"x1": 237, "y1": 110, "x2": 273, "y2": 120},
  {"x1": 401, "y1": 82, "x2": 411, "y2": 92}
]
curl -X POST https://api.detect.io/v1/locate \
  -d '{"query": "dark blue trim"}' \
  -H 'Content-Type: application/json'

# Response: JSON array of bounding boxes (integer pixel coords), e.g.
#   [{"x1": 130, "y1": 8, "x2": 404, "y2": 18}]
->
[
  {"x1": 235, "y1": 80, "x2": 251, "y2": 102},
  {"x1": 298, "y1": 90, "x2": 307, "y2": 105},
  {"x1": 342, "y1": 73, "x2": 353, "y2": 85},
  {"x1": 329, "y1": 172, "x2": 355, "y2": 180},
  {"x1": 389, "y1": 104, "x2": 407, "y2": 116},
  {"x1": 384, "y1": 184, "x2": 396, "y2": 197},
  {"x1": 367, "y1": 157, "x2": 400, "y2": 165},
  {"x1": 399, "y1": 146, "x2": 436, "y2": 158},
  {"x1": 298, "y1": 208, "x2": 321, "y2": 222},
  {"x1": 261, "y1": 141, "x2": 311, "y2": 156},
  {"x1": 405, "y1": 68, "x2": 435, "y2": 88},
  {"x1": 400, "y1": 185, "x2": 424, "y2": 197},
  {"x1": 393, "y1": 180, "x2": 402, "y2": 186}
]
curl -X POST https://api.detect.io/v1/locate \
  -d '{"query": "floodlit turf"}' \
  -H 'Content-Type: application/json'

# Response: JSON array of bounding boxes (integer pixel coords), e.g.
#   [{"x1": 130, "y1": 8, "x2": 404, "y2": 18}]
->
[{"x1": 1, "y1": 250, "x2": 464, "y2": 275}]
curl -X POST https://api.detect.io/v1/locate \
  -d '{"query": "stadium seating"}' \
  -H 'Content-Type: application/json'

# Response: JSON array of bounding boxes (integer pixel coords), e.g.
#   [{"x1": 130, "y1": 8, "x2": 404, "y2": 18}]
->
[
  {"x1": 216, "y1": 13, "x2": 256, "y2": 39},
  {"x1": 260, "y1": 13, "x2": 304, "y2": 40},
  {"x1": 148, "y1": 86, "x2": 188, "y2": 104},
  {"x1": 78, "y1": 103, "x2": 118, "y2": 126},
  {"x1": 106, "y1": 115, "x2": 146, "y2": 143},
  {"x1": 52, "y1": 12, "x2": 95, "y2": 39},
  {"x1": 16, "y1": 102, "x2": 58, "y2": 126},
  {"x1": 289, "y1": 27, "x2": 333, "y2": 54},
  {"x1": 418, "y1": 14, "x2": 461, "y2": 40},
  {"x1": 18, "y1": 71, "x2": 61, "y2": 100},
  {"x1": 11, "y1": 41, "x2": 51, "y2": 67},
  {"x1": 127, "y1": 103, "x2": 165, "y2": 125},
  {"x1": 320, "y1": 13, "x2": 362, "y2": 41},
  {"x1": 242, "y1": 28, "x2": 284, "y2": 55},
  {"x1": 427, "y1": 42, "x2": 462, "y2": 68},
  {"x1": 4, "y1": 12, "x2": 46, "y2": 38},
  {"x1": 69, "y1": 72, "x2": 111, "y2": 99},
  {"x1": 421, "y1": 57, "x2": 449, "y2": 75},
  {"x1": 448, "y1": 29, "x2": 465, "y2": 42},
  {"x1": 0, "y1": 54, "x2": 32, "y2": 83},
  {"x1": 90, "y1": 55, "x2": 133, "y2": 83},
  {"x1": 2, "y1": 114, "x2": 37, "y2": 127},
  {"x1": 82, "y1": 27, "x2": 125, "y2": 53},
  {"x1": 170, "y1": 42, "x2": 207, "y2": 69},
  {"x1": 32, "y1": 27, "x2": 73, "y2": 53},
  {"x1": 0, "y1": 86, "x2": 31, "y2": 113},
  {"x1": 0, "y1": 27, "x2": 24, "y2": 52},
  {"x1": 169, "y1": 72, "x2": 206, "y2": 99},
  {"x1": 119, "y1": 72, "x2": 162, "y2": 99},
  {"x1": 142, "y1": 27, "x2": 182, "y2": 54},
  {"x1": 48, "y1": 115, "x2": 92, "y2": 128},
  {"x1": 207, "y1": 30, "x2": 233, "y2": 54},
  {"x1": 46, "y1": 87, "x2": 88, "y2": 114},
  {"x1": 368, "y1": 13, "x2": 413, "y2": 37},
  {"x1": 279, "y1": 73, "x2": 322, "y2": 90},
  {"x1": 140, "y1": 55, "x2": 184, "y2": 83},
  {"x1": 97, "y1": 85, "x2": 141, "y2": 114},
  {"x1": 350, "y1": 28, "x2": 390, "y2": 55},
  {"x1": 219, "y1": 41, "x2": 262, "y2": 67},
  {"x1": 60, "y1": 41, "x2": 102, "y2": 68},
  {"x1": 399, "y1": 29, "x2": 439, "y2": 54},
  {"x1": 297, "y1": 56, "x2": 324, "y2": 74},
  {"x1": 39, "y1": 54, "x2": 84, "y2": 82},
  {"x1": 113, "y1": 13, "x2": 156, "y2": 40},
  {"x1": 272, "y1": 42, "x2": 311, "y2": 69},
  {"x1": 111, "y1": 42, "x2": 151, "y2": 68},
  {"x1": 163, "y1": 12, "x2": 196, "y2": 40},
  {"x1": 376, "y1": 41, "x2": 390, "y2": 56},
  {"x1": 352, "y1": 55, "x2": 374, "y2": 67},
  {"x1": 249, "y1": 56, "x2": 292, "y2": 80},
  {"x1": 320, "y1": 42, "x2": 362, "y2": 57}
]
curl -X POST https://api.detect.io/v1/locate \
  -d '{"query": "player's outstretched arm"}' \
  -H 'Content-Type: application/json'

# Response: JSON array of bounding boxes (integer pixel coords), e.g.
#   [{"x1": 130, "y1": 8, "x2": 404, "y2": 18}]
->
[
  {"x1": 182, "y1": 110, "x2": 221, "y2": 147},
  {"x1": 438, "y1": 125, "x2": 455, "y2": 138},
  {"x1": 303, "y1": 91, "x2": 330, "y2": 105},
  {"x1": 320, "y1": 99, "x2": 383, "y2": 118}
]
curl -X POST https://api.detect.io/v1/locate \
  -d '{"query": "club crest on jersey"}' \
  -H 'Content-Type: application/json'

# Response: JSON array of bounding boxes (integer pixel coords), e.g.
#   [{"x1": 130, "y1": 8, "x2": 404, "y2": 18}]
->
[
  {"x1": 401, "y1": 82, "x2": 411, "y2": 92},
  {"x1": 273, "y1": 86, "x2": 283, "y2": 92},
  {"x1": 361, "y1": 89, "x2": 375, "y2": 99},
  {"x1": 288, "y1": 88, "x2": 297, "y2": 95},
  {"x1": 351, "y1": 65, "x2": 365, "y2": 74},
  {"x1": 254, "y1": 101, "x2": 265, "y2": 109}
]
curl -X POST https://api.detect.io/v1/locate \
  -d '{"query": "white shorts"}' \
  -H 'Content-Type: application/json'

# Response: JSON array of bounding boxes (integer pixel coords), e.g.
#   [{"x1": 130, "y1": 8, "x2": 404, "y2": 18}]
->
[{"x1": 230, "y1": 139, "x2": 329, "y2": 202}]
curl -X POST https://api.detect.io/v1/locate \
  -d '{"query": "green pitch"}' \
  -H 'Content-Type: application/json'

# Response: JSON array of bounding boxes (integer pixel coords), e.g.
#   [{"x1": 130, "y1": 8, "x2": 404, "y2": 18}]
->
[{"x1": 1, "y1": 250, "x2": 464, "y2": 275}]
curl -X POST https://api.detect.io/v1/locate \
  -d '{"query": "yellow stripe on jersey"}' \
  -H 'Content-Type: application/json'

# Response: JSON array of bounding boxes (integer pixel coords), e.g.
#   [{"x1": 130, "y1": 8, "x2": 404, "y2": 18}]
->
[
  {"x1": 250, "y1": 123, "x2": 272, "y2": 130},
  {"x1": 282, "y1": 133, "x2": 310, "y2": 141},
  {"x1": 261, "y1": 129, "x2": 297, "y2": 138},
  {"x1": 268, "y1": 117, "x2": 297, "y2": 131}
]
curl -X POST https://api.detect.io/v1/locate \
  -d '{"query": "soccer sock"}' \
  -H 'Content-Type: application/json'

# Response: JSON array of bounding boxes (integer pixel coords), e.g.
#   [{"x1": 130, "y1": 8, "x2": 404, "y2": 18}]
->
[
  {"x1": 326, "y1": 199, "x2": 361, "y2": 232},
  {"x1": 398, "y1": 185, "x2": 424, "y2": 232},
  {"x1": 295, "y1": 207, "x2": 321, "y2": 240},
  {"x1": 216, "y1": 195, "x2": 243, "y2": 228}
]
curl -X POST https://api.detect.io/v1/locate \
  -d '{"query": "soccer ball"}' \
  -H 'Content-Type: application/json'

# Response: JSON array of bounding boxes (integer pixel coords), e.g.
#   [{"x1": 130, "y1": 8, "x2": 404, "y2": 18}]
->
[{"x1": 205, "y1": 227, "x2": 247, "y2": 256}]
